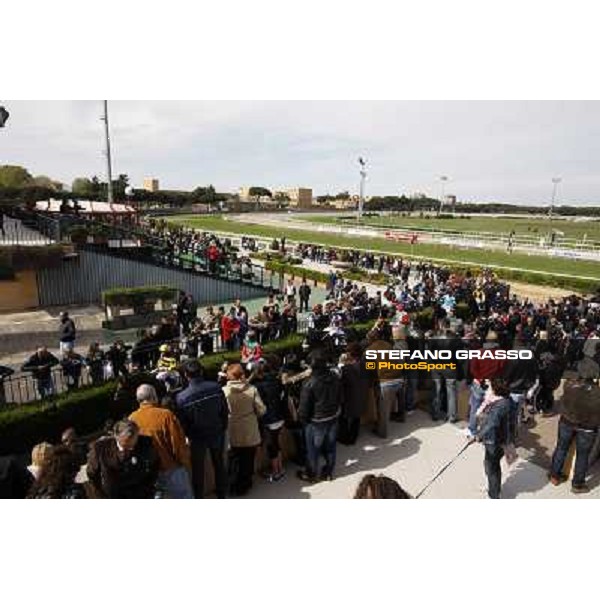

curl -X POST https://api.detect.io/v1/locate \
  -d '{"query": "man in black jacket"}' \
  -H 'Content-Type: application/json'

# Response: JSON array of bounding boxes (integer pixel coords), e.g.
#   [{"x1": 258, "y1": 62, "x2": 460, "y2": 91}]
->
[
  {"x1": 503, "y1": 338, "x2": 538, "y2": 439},
  {"x1": 297, "y1": 353, "x2": 342, "y2": 482},
  {"x1": 175, "y1": 361, "x2": 229, "y2": 498},
  {"x1": 22, "y1": 347, "x2": 59, "y2": 399},
  {"x1": 86, "y1": 419, "x2": 160, "y2": 499},
  {"x1": 58, "y1": 311, "x2": 76, "y2": 354},
  {"x1": 548, "y1": 358, "x2": 600, "y2": 494}
]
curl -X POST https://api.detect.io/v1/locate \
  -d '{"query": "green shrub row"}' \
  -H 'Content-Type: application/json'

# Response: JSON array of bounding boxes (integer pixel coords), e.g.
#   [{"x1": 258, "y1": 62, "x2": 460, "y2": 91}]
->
[
  {"x1": 0, "y1": 335, "x2": 307, "y2": 455},
  {"x1": 0, "y1": 383, "x2": 122, "y2": 455}
]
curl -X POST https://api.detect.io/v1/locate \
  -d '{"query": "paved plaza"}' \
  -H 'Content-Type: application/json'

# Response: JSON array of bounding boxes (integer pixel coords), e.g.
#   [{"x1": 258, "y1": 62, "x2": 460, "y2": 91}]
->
[{"x1": 244, "y1": 410, "x2": 600, "y2": 499}]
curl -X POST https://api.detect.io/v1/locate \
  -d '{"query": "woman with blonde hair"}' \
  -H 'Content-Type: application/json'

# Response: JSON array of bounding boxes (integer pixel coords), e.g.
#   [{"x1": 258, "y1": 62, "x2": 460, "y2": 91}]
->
[
  {"x1": 223, "y1": 363, "x2": 266, "y2": 496},
  {"x1": 28, "y1": 442, "x2": 54, "y2": 481}
]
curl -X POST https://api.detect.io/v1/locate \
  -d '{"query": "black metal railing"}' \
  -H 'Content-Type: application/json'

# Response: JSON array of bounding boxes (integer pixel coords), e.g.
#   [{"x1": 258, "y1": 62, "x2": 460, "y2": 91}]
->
[
  {"x1": 1, "y1": 320, "x2": 309, "y2": 406},
  {"x1": 11, "y1": 208, "x2": 275, "y2": 291}
]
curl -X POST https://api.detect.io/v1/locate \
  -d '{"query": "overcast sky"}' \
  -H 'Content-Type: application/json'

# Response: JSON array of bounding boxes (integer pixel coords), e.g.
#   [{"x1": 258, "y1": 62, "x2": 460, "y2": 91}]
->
[{"x1": 2, "y1": 100, "x2": 600, "y2": 205}]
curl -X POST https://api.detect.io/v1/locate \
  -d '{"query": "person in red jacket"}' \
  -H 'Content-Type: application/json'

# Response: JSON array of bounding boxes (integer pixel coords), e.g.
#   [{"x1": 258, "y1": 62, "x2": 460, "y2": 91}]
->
[
  {"x1": 466, "y1": 331, "x2": 506, "y2": 438},
  {"x1": 221, "y1": 308, "x2": 240, "y2": 351},
  {"x1": 207, "y1": 243, "x2": 220, "y2": 274}
]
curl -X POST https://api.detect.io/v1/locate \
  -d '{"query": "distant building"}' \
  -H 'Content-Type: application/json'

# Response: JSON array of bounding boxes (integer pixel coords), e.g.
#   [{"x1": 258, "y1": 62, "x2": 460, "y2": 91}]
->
[
  {"x1": 286, "y1": 187, "x2": 313, "y2": 209},
  {"x1": 409, "y1": 192, "x2": 427, "y2": 200},
  {"x1": 143, "y1": 178, "x2": 159, "y2": 192},
  {"x1": 330, "y1": 196, "x2": 358, "y2": 210},
  {"x1": 238, "y1": 187, "x2": 253, "y2": 201}
]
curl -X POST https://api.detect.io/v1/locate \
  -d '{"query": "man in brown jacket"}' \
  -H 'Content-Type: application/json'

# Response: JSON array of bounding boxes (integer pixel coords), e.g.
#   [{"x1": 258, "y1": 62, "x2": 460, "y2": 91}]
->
[{"x1": 129, "y1": 384, "x2": 193, "y2": 498}]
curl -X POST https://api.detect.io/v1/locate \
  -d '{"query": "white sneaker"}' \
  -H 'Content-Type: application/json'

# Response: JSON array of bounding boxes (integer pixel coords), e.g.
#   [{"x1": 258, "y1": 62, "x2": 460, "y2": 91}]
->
[{"x1": 461, "y1": 427, "x2": 473, "y2": 437}]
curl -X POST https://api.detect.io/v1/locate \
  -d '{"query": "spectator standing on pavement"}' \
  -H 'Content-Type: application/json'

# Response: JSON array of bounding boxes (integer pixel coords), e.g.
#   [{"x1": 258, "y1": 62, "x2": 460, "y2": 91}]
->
[
  {"x1": 475, "y1": 377, "x2": 514, "y2": 500},
  {"x1": 251, "y1": 358, "x2": 286, "y2": 482},
  {"x1": 175, "y1": 361, "x2": 229, "y2": 499},
  {"x1": 297, "y1": 352, "x2": 342, "y2": 483},
  {"x1": 223, "y1": 363, "x2": 266, "y2": 496},
  {"x1": 22, "y1": 346, "x2": 59, "y2": 399},
  {"x1": 548, "y1": 358, "x2": 600, "y2": 494},
  {"x1": 285, "y1": 278, "x2": 296, "y2": 304},
  {"x1": 58, "y1": 311, "x2": 76, "y2": 355},
  {"x1": 86, "y1": 419, "x2": 160, "y2": 499},
  {"x1": 129, "y1": 384, "x2": 193, "y2": 499},
  {"x1": 298, "y1": 278, "x2": 311, "y2": 313}
]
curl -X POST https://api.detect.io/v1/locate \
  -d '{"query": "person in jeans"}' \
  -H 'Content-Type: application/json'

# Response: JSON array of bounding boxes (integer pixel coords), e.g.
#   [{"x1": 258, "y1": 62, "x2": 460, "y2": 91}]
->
[
  {"x1": 475, "y1": 377, "x2": 513, "y2": 499},
  {"x1": 22, "y1": 347, "x2": 59, "y2": 399},
  {"x1": 429, "y1": 326, "x2": 461, "y2": 422},
  {"x1": 175, "y1": 361, "x2": 229, "y2": 499},
  {"x1": 297, "y1": 352, "x2": 342, "y2": 482},
  {"x1": 129, "y1": 384, "x2": 193, "y2": 499},
  {"x1": 503, "y1": 338, "x2": 538, "y2": 442},
  {"x1": 466, "y1": 332, "x2": 506, "y2": 438},
  {"x1": 548, "y1": 358, "x2": 600, "y2": 494},
  {"x1": 223, "y1": 363, "x2": 266, "y2": 496}
]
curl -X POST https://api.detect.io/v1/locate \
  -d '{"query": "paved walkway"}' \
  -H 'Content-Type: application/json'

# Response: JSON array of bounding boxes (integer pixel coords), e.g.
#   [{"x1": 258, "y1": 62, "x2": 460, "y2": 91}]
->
[{"x1": 244, "y1": 410, "x2": 600, "y2": 499}]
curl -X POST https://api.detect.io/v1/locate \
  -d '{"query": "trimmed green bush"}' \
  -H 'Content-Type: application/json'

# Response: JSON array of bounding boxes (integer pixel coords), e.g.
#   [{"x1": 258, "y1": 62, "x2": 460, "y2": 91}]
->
[
  {"x1": 264, "y1": 260, "x2": 329, "y2": 284},
  {"x1": 0, "y1": 383, "x2": 122, "y2": 455},
  {"x1": 339, "y1": 266, "x2": 390, "y2": 285}
]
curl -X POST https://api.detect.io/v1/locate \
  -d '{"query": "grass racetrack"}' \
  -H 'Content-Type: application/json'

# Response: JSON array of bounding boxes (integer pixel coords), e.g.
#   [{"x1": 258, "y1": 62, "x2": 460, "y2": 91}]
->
[
  {"x1": 302, "y1": 214, "x2": 600, "y2": 242},
  {"x1": 166, "y1": 215, "x2": 600, "y2": 285}
]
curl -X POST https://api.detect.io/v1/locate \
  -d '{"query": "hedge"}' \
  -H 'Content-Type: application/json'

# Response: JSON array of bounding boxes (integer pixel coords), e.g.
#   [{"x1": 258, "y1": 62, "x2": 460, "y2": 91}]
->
[
  {"x1": 102, "y1": 285, "x2": 178, "y2": 307},
  {"x1": 264, "y1": 260, "x2": 330, "y2": 284},
  {"x1": 0, "y1": 334, "x2": 307, "y2": 455},
  {"x1": 339, "y1": 266, "x2": 390, "y2": 286},
  {"x1": 0, "y1": 383, "x2": 122, "y2": 455}
]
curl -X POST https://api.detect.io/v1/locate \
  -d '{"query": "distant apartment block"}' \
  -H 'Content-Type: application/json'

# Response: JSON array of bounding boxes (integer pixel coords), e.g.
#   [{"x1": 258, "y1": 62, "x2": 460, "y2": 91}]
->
[
  {"x1": 286, "y1": 187, "x2": 313, "y2": 209},
  {"x1": 143, "y1": 178, "x2": 160, "y2": 192},
  {"x1": 240, "y1": 186, "x2": 313, "y2": 208}
]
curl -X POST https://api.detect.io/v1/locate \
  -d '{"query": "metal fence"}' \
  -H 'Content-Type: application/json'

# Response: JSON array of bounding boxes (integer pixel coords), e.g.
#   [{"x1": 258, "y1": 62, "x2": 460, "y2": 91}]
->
[
  {"x1": 1, "y1": 320, "x2": 310, "y2": 406},
  {"x1": 36, "y1": 247, "x2": 272, "y2": 307}
]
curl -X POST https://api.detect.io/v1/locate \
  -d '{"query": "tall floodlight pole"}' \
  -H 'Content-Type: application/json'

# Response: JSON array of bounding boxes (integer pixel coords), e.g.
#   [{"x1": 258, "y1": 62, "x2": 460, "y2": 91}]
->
[
  {"x1": 437, "y1": 175, "x2": 448, "y2": 216},
  {"x1": 358, "y1": 157, "x2": 367, "y2": 221},
  {"x1": 101, "y1": 100, "x2": 114, "y2": 206},
  {"x1": 548, "y1": 177, "x2": 561, "y2": 246}
]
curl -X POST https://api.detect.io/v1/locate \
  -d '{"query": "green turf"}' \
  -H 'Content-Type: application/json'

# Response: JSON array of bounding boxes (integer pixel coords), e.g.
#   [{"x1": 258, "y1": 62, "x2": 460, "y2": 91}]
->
[
  {"x1": 302, "y1": 214, "x2": 600, "y2": 241},
  {"x1": 166, "y1": 215, "x2": 600, "y2": 279}
]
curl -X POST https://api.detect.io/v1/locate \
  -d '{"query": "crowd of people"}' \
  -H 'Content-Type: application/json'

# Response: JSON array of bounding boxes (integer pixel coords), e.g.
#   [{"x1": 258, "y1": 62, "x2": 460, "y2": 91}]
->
[{"x1": 1, "y1": 231, "x2": 600, "y2": 499}]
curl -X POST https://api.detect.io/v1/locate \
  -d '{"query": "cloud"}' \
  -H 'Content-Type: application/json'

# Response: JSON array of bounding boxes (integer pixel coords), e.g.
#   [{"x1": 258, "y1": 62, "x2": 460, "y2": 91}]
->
[{"x1": 1, "y1": 100, "x2": 599, "y2": 204}]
